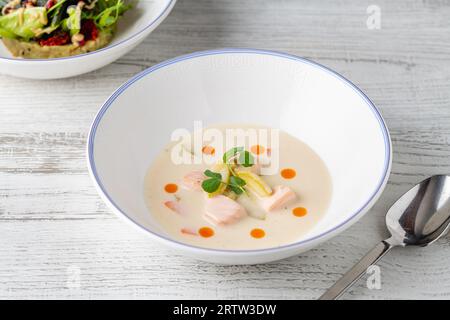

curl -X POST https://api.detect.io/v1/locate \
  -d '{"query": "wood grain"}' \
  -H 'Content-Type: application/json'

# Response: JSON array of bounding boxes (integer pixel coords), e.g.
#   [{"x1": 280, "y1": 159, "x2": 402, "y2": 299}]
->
[{"x1": 1, "y1": 0, "x2": 450, "y2": 299}]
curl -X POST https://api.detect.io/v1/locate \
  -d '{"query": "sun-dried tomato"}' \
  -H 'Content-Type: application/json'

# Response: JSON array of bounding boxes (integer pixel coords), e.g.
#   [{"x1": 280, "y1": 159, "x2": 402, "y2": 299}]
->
[
  {"x1": 80, "y1": 20, "x2": 99, "y2": 41},
  {"x1": 38, "y1": 32, "x2": 70, "y2": 46}
]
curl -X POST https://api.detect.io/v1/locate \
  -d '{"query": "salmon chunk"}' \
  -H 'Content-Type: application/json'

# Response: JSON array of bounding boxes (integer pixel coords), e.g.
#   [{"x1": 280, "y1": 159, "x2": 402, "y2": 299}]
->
[
  {"x1": 164, "y1": 201, "x2": 187, "y2": 215},
  {"x1": 259, "y1": 185, "x2": 297, "y2": 211},
  {"x1": 181, "y1": 170, "x2": 206, "y2": 191},
  {"x1": 180, "y1": 228, "x2": 198, "y2": 236},
  {"x1": 204, "y1": 195, "x2": 247, "y2": 225}
]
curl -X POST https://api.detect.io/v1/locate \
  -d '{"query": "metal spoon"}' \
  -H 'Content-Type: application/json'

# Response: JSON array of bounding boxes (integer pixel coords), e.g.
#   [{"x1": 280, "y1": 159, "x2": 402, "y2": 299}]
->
[{"x1": 320, "y1": 175, "x2": 450, "y2": 300}]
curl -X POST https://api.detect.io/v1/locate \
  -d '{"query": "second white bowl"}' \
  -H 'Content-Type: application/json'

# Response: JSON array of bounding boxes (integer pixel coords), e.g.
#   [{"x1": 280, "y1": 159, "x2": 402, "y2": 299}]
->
[{"x1": 0, "y1": 0, "x2": 176, "y2": 79}]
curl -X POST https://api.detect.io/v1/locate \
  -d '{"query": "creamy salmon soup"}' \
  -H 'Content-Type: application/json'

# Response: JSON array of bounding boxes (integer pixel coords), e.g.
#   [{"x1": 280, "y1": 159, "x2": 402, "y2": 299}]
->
[{"x1": 144, "y1": 124, "x2": 333, "y2": 250}]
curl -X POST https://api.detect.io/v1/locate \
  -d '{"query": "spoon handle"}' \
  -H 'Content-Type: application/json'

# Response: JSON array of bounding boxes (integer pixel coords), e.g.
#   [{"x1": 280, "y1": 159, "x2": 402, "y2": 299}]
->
[{"x1": 319, "y1": 239, "x2": 394, "y2": 300}]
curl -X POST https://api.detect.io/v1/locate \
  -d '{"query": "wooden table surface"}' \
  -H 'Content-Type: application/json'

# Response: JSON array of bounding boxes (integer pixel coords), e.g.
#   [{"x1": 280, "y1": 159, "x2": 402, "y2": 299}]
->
[{"x1": 1, "y1": 0, "x2": 450, "y2": 300}]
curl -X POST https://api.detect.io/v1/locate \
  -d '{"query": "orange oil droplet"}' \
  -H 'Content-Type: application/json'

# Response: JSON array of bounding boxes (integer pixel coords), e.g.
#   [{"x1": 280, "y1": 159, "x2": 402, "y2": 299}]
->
[
  {"x1": 250, "y1": 228, "x2": 266, "y2": 239},
  {"x1": 292, "y1": 207, "x2": 308, "y2": 217},
  {"x1": 164, "y1": 183, "x2": 178, "y2": 193},
  {"x1": 250, "y1": 145, "x2": 265, "y2": 155},
  {"x1": 281, "y1": 168, "x2": 296, "y2": 179},
  {"x1": 202, "y1": 145, "x2": 215, "y2": 155},
  {"x1": 199, "y1": 227, "x2": 215, "y2": 238}
]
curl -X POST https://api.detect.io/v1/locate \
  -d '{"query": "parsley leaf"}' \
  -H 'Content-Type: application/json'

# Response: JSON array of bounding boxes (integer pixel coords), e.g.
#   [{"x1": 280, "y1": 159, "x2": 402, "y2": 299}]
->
[
  {"x1": 238, "y1": 150, "x2": 254, "y2": 167},
  {"x1": 223, "y1": 147, "x2": 244, "y2": 163},
  {"x1": 204, "y1": 169, "x2": 222, "y2": 179},
  {"x1": 201, "y1": 170, "x2": 223, "y2": 193},
  {"x1": 201, "y1": 178, "x2": 222, "y2": 193},
  {"x1": 223, "y1": 147, "x2": 254, "y2": 167}
]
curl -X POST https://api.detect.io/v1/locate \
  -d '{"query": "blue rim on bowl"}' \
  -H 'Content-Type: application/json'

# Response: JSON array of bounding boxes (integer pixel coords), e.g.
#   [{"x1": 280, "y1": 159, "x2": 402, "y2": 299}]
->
[
  {"x1": 0, "y1": 0, "x2": 176, "y2": 62},
  {"x1": 87, "y1": 48, "x2": 392, "y2": 254}
]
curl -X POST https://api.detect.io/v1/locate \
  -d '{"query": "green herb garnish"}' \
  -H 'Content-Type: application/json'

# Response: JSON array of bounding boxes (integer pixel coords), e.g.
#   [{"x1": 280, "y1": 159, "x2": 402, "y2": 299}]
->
[
  {"x1": 228, "y1": 175, "x2": 246, "y2": 195},
  {"x1": 239, "y1": 150, "x2": 254, "y2": 167},
  {"x1": 201, "y1": 170, "x2": 223, "y2": 193},
  {"x1": 222, "y1": 146, "x2": 254, "y2": 167},
  {"x1": 202, "y1": 146, "x2": 254, "y2": 196},
  {"x1": 201, "y1": 169, "x2": 247, "y2": 195},
  {"x1": 223, "y1": 147, "x2": 243, "y2": 163}
]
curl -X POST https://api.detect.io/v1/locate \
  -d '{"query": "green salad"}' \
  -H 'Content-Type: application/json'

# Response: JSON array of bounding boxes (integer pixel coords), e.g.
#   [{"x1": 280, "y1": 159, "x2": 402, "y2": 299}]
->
[{"x1": 0, "y1": 0, "x2": 130, "y2": 58}]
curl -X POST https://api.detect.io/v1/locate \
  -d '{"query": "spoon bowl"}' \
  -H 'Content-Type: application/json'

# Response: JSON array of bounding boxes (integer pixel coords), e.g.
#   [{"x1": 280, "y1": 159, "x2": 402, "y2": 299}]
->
[{"x1": 386, "y1": 175, "x2": 450, "y2": 247}]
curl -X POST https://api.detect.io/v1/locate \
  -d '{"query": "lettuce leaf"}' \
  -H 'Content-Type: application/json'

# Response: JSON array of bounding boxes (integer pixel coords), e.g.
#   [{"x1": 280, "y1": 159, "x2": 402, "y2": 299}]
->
[
  {"x1": 62, "y1": 3, "x2": 82, "y2": 35},
  {"x1": 94, "y1": 0, "x2": 129, "y2": 29},
  {"x1": 0, "y1": 7, "x2": 48, "y2": 40},
  {"x1": 0, "y1": 27, "x2": 15, "y2": 38},
  {"x1": 49, "y1": 0, "x2": 76, "y2": 28}
]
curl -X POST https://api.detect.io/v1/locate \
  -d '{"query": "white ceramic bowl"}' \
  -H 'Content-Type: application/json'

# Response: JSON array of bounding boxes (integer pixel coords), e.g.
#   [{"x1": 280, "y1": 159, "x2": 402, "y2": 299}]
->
[
  {"x1": 0, "y1": 0, "x2": 176, "y2": 79},
  {"x1": 87, "y1": 49, "x2": 392, "y2": 264}
]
